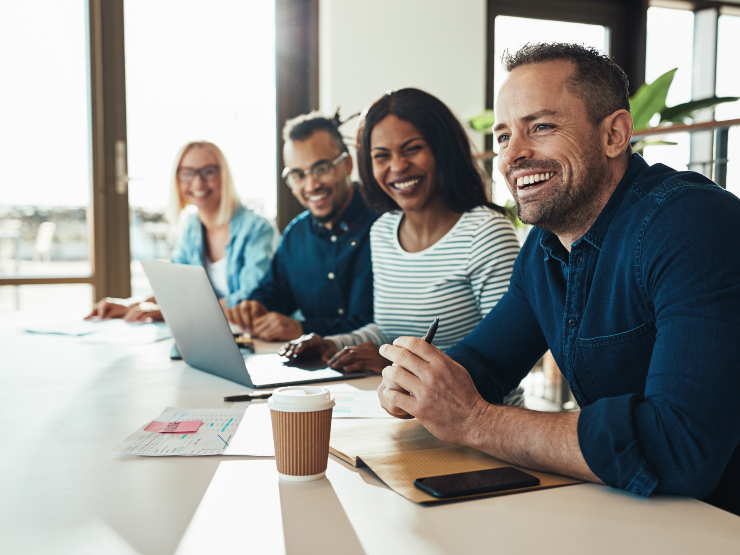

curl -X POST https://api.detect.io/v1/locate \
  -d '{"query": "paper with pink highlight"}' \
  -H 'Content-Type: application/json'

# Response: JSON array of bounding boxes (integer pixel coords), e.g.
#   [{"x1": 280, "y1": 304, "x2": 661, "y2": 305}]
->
[{"x1": 144, "y1": 420, "x2": 202, "y2": 433}]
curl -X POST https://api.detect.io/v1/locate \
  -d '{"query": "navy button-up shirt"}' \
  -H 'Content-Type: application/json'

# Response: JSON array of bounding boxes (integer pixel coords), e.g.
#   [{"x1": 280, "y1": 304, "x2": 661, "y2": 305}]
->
[
  {"x1": 447, "y1": 155, "x2": 740, "y2": 513},
  {"x1": 248, "y1": 185, "x2": 378, "y2": 336}
]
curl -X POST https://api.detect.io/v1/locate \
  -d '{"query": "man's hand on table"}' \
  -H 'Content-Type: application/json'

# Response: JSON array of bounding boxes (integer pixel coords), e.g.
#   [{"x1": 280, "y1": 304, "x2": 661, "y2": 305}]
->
[
  {"x1": 377, "y1": 337, "x2": 489, "y2": 441},
  {"x1": 327, "y1": 341, "x2": 390, "y2": 374},
  {"x1": 222, "y1": 299, "x2": 268, "y2": 331},
  {"x1": 221, "y1": 299, "x2": 302, "y2": 341},
  {"x1": 278, "y1": 333, "x2": 337, "y2": 361},
  {"x1": 251, "y1": 312, "x2": 302, "y2": 341}
]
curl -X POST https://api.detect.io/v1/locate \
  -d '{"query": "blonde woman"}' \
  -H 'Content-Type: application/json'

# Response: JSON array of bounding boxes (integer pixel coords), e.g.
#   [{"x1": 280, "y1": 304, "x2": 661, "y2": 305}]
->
[{"x1": 86, "y1": 141, "x2": 279, "y2": 322}]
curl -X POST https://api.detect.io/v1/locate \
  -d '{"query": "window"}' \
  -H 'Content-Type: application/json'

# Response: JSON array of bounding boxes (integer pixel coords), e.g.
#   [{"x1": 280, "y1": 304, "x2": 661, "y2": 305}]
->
[
  {"x1": 0, "y1": 1, "x2": 94, "y2": 310},
  {"x1": 124, "y1": 0, "x2": 277, "y2": 296},
  {"x1": 641, "y1": 7, "x2": 694, "y2": 173},
  {"x1": 716, "y1": 13, "x2": 740, "y2": 196}
]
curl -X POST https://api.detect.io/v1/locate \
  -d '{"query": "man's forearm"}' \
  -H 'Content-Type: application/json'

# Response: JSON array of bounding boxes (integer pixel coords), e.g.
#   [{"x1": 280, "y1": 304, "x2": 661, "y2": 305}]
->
[{"x1": 466, "y1": 404, "x2": 604, "y2": 484}]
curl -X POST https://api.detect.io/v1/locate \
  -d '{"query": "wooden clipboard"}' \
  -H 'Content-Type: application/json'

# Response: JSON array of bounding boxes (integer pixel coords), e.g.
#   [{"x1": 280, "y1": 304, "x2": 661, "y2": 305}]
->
[{"x1": 330, "y1": 419, "x2": 581, "y2": 504}]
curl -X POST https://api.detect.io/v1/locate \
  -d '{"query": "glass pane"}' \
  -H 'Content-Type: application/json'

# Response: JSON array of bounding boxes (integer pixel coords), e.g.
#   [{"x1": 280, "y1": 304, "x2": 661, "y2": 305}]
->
[
  {"x1": 716, "y1": 15, "x2": 740, "y2": 197},
  {"x1": 124, "y1": 0, "x2": 277, "y2": 297},
  {"x1": 490, "y1": 16, "x2": 607, "y2": 208},
  {"x1": 0, "y1": 2, "x2": 92, "y2": 279},
  {"x1": 0, "y1": 284, "x2": 92, "y2": 314},
  {"x1": 642, "y1": 7, "x2": 694, "y2": 172}
]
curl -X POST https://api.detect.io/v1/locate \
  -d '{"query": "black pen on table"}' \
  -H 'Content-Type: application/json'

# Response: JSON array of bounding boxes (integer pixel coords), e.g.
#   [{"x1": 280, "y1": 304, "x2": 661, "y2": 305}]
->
[{"x1": 223, "y1": 392, "x2": 272, "y2": 402}]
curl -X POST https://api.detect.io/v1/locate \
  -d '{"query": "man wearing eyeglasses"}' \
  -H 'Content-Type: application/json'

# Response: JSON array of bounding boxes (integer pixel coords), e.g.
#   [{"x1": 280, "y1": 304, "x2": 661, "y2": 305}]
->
[{"x1": 222, "y1": 112, "x2": 379, "y2": 341}]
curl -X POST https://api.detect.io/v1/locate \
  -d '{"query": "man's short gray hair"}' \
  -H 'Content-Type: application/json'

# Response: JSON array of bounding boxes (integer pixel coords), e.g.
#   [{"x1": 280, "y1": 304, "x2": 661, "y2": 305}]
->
[{"x1": 502, "y1": 43, "x2": 631, "y2": 127}]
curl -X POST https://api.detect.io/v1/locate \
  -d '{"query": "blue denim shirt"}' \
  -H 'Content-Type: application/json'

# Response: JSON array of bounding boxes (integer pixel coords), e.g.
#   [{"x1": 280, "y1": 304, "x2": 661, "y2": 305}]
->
[
  {"x1": 248, "y1": 186, "x2": 379, "y2": 336},
  {"x1": 170, "y1": 204, "x2": 279, "y2": 308},
  {"x1": 447, "y1": 155, "x2": 740, "y2": 511}
]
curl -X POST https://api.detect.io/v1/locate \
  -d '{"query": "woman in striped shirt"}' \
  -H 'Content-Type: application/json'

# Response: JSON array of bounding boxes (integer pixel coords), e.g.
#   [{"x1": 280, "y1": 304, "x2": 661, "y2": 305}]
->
[{"x1": 279, "y1": 89, "x2": 521, "y2": 401}]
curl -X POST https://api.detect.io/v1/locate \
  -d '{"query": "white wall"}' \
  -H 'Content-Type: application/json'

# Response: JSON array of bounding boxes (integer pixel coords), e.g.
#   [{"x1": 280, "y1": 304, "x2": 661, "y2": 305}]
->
[{"x1": 319, "y1": 0, "x2": 488, "y2": 159}]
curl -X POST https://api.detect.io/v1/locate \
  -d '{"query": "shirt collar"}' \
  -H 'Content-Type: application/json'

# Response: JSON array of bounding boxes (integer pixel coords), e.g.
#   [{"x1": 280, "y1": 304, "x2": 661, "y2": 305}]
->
[
  {"x1": 580, "y1": 154, "x2": 648, "y2": 250},
  {"x1": 538, "y1": 154, "x2": 649, "y2": 256}
]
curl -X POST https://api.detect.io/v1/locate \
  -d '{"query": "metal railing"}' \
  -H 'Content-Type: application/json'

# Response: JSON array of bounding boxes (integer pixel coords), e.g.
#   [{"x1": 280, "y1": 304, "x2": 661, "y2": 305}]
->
[{"x1": 631, "y1": 117, "x2": 740, "y2": 189}]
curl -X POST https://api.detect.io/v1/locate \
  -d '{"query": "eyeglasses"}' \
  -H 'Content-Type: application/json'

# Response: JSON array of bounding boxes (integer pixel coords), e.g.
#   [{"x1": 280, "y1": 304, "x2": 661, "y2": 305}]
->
[
  {"x1": 282, "y1": 152, "x2": 348, "y2": 188},
  {"x1": 177, "y1": 165, "x2": 221, "y2": 184}
]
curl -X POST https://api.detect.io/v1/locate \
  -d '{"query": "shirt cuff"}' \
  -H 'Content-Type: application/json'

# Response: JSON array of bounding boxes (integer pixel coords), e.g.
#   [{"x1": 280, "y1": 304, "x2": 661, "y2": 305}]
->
[{"x1": 578, "y1": 394, "x2": 659, "y2": 497}]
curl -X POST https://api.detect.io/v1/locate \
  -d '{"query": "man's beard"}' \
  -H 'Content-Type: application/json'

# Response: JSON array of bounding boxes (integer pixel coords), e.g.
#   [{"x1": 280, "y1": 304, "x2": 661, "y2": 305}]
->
[
  {"x1": 310, "y1": 184, "x2": 350, "y2": 224},
  {"x1": 313, "y1": 204, "x2": 340, "y2": 224},
  {"x1": 508, "y1": 144, "x2": 608, "y2": 237}
]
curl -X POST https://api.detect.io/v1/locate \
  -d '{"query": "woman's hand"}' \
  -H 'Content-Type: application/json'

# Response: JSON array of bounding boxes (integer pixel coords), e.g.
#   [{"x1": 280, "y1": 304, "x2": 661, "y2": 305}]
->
[
  {"x1": 326, "y1": 341, "x2": 390, "y2": 374},
  {"x1": 278, "y1": 333, "x2": 337, "y2": 361},
  {"x1": 122, "y1": 301, "x2": 164, "y2": 323},
  {"x1": 85, "y1": 298, "x2": 135, "y2": 320}
]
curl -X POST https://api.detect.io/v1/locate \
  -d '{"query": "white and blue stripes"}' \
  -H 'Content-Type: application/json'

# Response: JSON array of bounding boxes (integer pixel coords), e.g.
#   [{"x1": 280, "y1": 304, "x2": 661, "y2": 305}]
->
[{"x1": 327, "y1": 206, "x2": 520, "y2": 352}]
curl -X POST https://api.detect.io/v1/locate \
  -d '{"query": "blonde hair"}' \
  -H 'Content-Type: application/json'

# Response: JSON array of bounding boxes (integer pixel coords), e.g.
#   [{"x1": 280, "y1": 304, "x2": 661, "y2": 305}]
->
[{"x1": 167, "y1": 141, "x2": 240, "y2": 228}]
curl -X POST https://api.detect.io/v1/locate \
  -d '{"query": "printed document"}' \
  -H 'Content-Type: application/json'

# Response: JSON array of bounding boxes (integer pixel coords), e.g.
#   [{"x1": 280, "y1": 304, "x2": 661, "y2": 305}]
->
[{"x1": 114, "y1": 406, "x2": 275, "y2": 456}]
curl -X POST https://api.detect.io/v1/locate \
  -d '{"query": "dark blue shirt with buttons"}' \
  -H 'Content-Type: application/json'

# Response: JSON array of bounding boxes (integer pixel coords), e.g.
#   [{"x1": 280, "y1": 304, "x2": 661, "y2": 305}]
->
[
  {"x1": 447, "y1": 155, "x2": 740, "y2": 515},
  {"x1": 248, "y1": 185, "x2": 378, "y2": 336}
]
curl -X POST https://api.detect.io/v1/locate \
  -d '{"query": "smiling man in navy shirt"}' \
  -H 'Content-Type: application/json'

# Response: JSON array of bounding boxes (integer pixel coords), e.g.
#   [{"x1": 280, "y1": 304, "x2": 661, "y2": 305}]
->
[
  {"x1": 377, "y1": 43, "x2": 740, "y2": 515},
  {"x1": 223, "y1": 112, "x2": 378, "y2": 341}
]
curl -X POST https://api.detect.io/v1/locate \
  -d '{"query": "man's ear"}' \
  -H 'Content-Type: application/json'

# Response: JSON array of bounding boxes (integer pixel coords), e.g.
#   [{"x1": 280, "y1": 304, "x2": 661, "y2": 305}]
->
[
  {"x1": 344, "y1": 152, "x2": 354, "y2": 176},
  {"x1": 602, "y1": 109, "x2": 633, "y2": 159}
]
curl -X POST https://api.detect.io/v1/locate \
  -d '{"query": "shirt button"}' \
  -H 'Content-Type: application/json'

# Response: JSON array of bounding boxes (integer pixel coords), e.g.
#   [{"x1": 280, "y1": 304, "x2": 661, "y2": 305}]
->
[
  {"x1": 338, "y1": 308, "x2": 345, "y2": 315},
  {"x1": 331, "y1": 235, "x2": 337, "y2": 242},
  {"x1": 328, "y1": 272, "x2": 335, "y2": 279},
  {"x1": 569, "y1": 318, "x2": 577, "y2": 327},
  {"x1": 577, "y1": 254, "x2": 583, "y2": 265}
]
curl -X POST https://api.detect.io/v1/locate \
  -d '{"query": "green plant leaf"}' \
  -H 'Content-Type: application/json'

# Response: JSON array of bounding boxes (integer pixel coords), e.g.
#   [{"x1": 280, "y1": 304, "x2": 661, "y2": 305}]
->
[
  {"x1": 659, "y1": 96, "x2": 740, "y2": 124},
  {"x1": 503, "y1": 200, "x2": 526, "y2": 229},
  {"x1": 630, "y1": 68, "x2": 677, "y2": 132},
  {"x1": 469, "y1": 110, "x2": 495, "y2": 134}
]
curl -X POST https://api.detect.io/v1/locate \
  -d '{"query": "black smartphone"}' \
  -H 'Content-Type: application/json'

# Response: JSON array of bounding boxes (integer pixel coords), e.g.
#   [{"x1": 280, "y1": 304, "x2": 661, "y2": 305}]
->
[{"x1": 414, "y1": 467, "x2": 540, "y2": 498}]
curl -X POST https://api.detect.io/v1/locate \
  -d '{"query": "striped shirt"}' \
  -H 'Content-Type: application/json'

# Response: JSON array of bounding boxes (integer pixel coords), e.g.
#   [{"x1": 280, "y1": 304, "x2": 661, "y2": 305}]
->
[{"x1": 327, "y1": 206, "x2": 520, "y2": 352}]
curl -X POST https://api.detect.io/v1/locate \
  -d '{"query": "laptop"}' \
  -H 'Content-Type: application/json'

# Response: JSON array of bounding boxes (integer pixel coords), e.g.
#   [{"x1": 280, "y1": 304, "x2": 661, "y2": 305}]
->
[{"x1": 141, "y1": 261, "x2": 367, "y2": 388}]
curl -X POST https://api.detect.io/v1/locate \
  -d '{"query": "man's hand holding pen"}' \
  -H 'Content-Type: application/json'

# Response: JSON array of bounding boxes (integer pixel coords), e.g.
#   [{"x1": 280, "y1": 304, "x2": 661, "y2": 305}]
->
[{"x1": 377, "y1": 336, "x2": 490, "y2": 446}]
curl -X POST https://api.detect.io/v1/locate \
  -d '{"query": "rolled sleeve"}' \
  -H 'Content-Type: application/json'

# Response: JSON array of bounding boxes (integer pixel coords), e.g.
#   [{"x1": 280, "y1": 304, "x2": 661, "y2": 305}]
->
[{"x1": 579, "y1": 395, "x2": 658, "y2": 496}]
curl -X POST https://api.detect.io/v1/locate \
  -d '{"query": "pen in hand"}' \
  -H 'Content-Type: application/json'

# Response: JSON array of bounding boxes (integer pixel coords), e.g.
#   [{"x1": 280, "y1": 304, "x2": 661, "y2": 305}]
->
[
  {"x1": 422, "y1": 317, "x2": 439, "y2": 344},
  {"x1": 386, "y1": 318, "x2": 440, "y2": 396}
]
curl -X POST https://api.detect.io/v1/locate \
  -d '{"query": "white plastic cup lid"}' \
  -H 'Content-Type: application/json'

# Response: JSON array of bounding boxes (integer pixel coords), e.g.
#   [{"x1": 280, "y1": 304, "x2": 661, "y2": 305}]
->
[{"x1": 267, "y1": 386, "x2": 335, "y2": 413}]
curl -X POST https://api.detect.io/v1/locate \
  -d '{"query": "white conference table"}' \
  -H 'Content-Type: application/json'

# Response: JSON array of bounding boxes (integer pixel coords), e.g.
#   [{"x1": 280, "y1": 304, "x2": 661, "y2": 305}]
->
[{"x1": 1, "y1": 311, "x2": 739, "y2": 555}]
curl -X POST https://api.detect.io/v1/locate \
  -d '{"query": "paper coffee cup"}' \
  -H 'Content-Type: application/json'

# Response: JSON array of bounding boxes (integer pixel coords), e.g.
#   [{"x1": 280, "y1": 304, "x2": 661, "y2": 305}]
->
[{"x1": 268, "y1": 386, "x2": 335, "y2": 481}]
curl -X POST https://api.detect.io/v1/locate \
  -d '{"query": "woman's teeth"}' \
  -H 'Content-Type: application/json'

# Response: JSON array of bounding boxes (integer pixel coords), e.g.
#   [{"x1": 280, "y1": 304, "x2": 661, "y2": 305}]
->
[
  {"x1": 190, "y1": 190, "x2": 210, "y2": 198},
  {"x1": 392, "y1": 178, "x2": 420, "y2": 190},
  {"x1": 517, "y1": 172, "x2": 554, "y2": 189}
]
